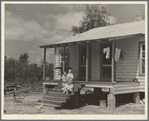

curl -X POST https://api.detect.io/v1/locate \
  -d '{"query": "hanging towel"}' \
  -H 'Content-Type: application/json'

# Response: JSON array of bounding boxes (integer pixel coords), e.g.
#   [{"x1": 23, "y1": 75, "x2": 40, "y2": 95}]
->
[
  {"x1": 115, "y1": 48, "x2": 121, "y2": 62},
  {"x1": 103, "y1": 47, "x2": 110, "y2": 59}
]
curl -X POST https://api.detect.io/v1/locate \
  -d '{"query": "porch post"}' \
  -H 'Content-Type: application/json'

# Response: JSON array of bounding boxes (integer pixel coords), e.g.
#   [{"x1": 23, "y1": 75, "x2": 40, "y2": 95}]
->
[
  {"x1": 53, "y1": 47, "x2": 56, "y2": 80},
  {"x1": 43, "y1": 47, "x2": 46, "y2": 81},
  {"x1": 63, "y1": 46, "x2": 65, "y2": 73},
  {"x1": 133, "y1": 92, "x2": 140, "y2": 104},
  {"x1": 86, "y1": 44, "x2": 89, "y2": 82},
  {"x1": 107, "y1": 88, "x2": 116, "y2": 110},
  {"x1": 111, "y1": 41, "x2": 115, "y2": 83}
]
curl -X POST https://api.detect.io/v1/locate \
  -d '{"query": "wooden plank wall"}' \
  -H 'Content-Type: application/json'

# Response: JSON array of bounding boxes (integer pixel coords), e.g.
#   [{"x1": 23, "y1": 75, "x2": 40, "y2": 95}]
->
[
  {"x1": 54, "y1": 46, "x2": 79, "y2": 80},
  {"x1": 114, "y1": 82, "x2": 140, "y2": 94},
  {"x1": 91, "y1": 43, "x2": 100, "y2": 81},
  {"x1": 54, "y1": 43, "x2": 101, "y2": 81},
  {"x1": 67, "y1": 45, "x2": 79, "y2": 80},
  {"x1": 115, "y1": 36, "x2": 145, "y2": 92},
  {"x1": 137, "y1": 77, "x2": 145, "y2": 92}
]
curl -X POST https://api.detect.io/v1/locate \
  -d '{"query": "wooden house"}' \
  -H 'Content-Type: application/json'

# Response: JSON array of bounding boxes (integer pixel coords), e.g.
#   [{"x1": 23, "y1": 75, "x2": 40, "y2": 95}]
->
[{"x1": 40, "y1": 20, "x2": 145, "y2": 109}]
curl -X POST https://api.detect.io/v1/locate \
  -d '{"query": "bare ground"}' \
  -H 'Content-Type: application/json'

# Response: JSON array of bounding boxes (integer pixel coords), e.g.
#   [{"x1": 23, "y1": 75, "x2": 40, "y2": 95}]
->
[{"x1": 4, "y1": 92, "x2": 145, "y2": 115}]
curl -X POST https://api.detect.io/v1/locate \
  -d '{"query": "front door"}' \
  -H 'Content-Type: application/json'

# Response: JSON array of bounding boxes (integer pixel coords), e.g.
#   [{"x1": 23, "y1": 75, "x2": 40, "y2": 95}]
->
[
  {"x1": 79, "y1": 46, "x2": 86, "y2": 81},
  {"x1": 100, "y1": 42, "x2": 112, "y2": 81}
]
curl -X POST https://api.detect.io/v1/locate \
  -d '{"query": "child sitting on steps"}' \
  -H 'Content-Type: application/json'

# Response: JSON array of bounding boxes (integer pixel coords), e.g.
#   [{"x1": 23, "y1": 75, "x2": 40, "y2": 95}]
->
[{"x1": 61, "y1": 72, "x2": 68, "y2": 94}]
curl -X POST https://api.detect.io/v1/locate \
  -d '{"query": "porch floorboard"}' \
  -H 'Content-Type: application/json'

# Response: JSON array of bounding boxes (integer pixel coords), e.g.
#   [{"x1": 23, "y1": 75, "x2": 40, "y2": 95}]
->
[{"x1": 43, "y1": 80, "x2": 139, "y2": 89}]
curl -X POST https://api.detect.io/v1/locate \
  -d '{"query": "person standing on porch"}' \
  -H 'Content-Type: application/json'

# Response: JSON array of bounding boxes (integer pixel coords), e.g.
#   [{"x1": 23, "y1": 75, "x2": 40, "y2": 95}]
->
[
  {"x1": 65, "y1": 69, "x2": 74, "y2": 94},
  {"x1": 67, "y1": 69, "x2": 74, "y2": 80}
]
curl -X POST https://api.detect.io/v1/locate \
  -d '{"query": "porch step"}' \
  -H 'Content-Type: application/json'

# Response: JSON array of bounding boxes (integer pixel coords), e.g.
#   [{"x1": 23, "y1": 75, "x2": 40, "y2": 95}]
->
[
  {"x1": 43, "y1": 82, "x2": 77, "y2": 108},
  {"x1": 47, "y1": 90, "x2": 65, "y2": 95},
  {"x1": 48, "y1": 89, "x2": 63, "y2": 93},
  {"x1": 43, "y1": 95, "x2": 68, "y2": 101},
  {"x1": 47, "y1": 91, "x2": 74, "y2": 98},
  {"x1": 36, "y1": 102, "x2": 61, "y2": 107},
  {"x1": 39, "y1": 99, "x2": 64, "y2": 105}
]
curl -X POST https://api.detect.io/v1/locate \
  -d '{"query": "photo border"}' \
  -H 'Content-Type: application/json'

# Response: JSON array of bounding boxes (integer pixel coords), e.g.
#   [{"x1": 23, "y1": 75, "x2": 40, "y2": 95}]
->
[{"x1": 1, "y1": 1, "x2": 148, "y2": 120}]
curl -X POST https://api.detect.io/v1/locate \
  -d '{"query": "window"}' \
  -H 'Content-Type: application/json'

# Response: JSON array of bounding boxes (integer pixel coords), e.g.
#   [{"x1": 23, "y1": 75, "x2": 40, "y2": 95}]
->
[
  {"x1": 139, "y1": 43, "x2": 145, "y2": 74},
  {"x1": 79, "y1": 46, "x2": 86, "y2": 80}
]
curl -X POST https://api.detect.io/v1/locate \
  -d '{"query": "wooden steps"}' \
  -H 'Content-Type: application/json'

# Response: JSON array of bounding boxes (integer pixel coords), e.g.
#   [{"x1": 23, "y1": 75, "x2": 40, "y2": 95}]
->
[
  {"x1": 40, "y1": 99, "x2": 64, "y2": 105},
  {"x1": 47, "y1": 92, "x2": 74, "y2": 98},
  {"x1": 41, "y1": 82, "x2": 75, "y2": 108},
  {"x1": 43, "y1": 95, "x2": 69, "y2": 101},
  {"x1": 36, "y1": 102, "x2": 61, "y2": 107}
]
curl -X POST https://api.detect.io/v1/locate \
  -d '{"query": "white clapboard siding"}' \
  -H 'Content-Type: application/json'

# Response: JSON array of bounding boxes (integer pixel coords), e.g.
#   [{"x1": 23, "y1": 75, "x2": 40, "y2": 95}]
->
[
  {"x1": 67, "y1": 45, "x2": 79, "y2": 80},
  {"x1": 114, "y1": 83, "x2": 139, "y2": 88},
  {"x1": 114, "y1": 88, "x2": 139, "y2": 94},
  {"x1": 114, "y1": 82, "x2": 140, "y2": 94},
  {"x1": 115, "y1": 36, "x2": 144, "y2": 83},
  {"x1": 136, "y1": 76, "x2": 145, "y2": 92}
]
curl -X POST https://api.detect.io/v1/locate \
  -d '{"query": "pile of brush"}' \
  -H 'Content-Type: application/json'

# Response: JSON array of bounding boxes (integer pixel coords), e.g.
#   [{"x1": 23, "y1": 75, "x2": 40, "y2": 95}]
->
[{"x1": 4, "y1": 84, "x2": 22, "y2": 98}]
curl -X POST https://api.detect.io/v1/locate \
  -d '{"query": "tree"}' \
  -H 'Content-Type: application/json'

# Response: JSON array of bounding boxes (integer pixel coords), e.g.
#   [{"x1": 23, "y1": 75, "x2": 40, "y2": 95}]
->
[
  {"x1": 71, "y1": 5, "x2": 110, "y2": 35},
  {"x1": 19, "y1": 52, "x2": 29, "y2": 63},
  {"x1": 17, "y1": 53, "x2": 29, "y2": 82},
  {"x1": 4, "y1": 52, "x2": 53, "y2": 87},
  {"x1": 5, "y1": 57, "x2": 16, "y2": 81},
  {"x1": 40, "y1": 62, "x2": 54, "y2": 80}
]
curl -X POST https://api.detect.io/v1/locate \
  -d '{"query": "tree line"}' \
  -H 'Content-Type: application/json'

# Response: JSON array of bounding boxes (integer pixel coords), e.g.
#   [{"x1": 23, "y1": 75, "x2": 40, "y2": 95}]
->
[{"x1": 5, "y1": 53, "x2": 54, "y2": 86}]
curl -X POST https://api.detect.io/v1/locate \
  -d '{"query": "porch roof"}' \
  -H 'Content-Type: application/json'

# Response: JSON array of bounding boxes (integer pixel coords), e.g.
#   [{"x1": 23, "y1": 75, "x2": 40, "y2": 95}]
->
[{"x1": 40, "y1": 20, "x2": 145, "y2": 48}]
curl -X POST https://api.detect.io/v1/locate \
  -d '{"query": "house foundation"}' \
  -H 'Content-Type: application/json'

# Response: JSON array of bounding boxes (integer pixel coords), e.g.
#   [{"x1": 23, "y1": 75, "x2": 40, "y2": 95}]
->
[
  {"x1": 107, "y1": 93, "x2": 116, "y2": 110},
  {"x1": 133, "y1": 92, "x2": 140, "y2": 104},
  {"x1": 43, "y1": 84, "x2": 46, "y2": 96}
]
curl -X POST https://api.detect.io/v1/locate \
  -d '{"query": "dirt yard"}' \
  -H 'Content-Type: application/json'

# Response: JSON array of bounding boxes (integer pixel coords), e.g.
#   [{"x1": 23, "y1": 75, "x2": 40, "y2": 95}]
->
[{"x1": 4, "y1": 92, "x2": 145, "y2": 115}]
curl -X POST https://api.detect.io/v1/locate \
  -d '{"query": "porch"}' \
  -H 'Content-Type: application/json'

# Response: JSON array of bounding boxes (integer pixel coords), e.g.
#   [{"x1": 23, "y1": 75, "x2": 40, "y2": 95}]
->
[{"x1": 42, "y1": 80, "x2": 140, "y2": 109}]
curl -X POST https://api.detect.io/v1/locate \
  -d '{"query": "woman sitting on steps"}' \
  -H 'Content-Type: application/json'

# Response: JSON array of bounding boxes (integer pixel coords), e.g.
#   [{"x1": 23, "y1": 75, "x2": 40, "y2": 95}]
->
[{"x1": 61, "y1": 69, "x2": 74, "y2": 94}]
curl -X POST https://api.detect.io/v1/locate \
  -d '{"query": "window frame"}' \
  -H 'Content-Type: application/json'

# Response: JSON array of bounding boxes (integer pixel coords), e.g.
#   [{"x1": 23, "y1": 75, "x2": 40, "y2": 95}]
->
[{"x1": 139, "y1": 42, "x2": 145, "y2": 76}]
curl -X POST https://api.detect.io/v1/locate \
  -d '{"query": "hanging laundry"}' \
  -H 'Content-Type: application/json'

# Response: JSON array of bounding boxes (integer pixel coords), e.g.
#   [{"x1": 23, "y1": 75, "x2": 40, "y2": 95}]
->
[
  {"x1": 115, "y1": 48, "x2": 121, "y2": 62},
  {"x1": 103, "y1": 47, "x2": 110, "y2": 59}
]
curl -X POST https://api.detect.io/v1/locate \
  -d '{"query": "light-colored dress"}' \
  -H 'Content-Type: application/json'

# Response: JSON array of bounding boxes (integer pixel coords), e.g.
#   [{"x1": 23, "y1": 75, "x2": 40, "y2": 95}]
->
[
  {"x1": 61, "y1": 75, "x2": 67, "y2": 91},
  {"x1": 67, "y1": 73, "x2": 74, "y2": 79},
  {"x1": 65, "y1": 73, "x2": 74, "y2": 92},
  {"x1": 62, "y1": 75, "x2": 67, "y2": 83}
]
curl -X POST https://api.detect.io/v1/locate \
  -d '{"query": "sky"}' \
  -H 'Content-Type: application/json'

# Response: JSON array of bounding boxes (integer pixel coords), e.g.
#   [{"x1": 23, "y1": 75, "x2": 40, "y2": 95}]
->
[{"x1": 5, "y1": 3, "x2": 145, "y2": 65}]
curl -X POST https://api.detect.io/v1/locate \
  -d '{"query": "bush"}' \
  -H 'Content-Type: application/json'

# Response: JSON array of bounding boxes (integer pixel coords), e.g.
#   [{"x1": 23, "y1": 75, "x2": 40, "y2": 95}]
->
[{"x1": 4, "y1": 53, "x2": 54, "y2": 88}]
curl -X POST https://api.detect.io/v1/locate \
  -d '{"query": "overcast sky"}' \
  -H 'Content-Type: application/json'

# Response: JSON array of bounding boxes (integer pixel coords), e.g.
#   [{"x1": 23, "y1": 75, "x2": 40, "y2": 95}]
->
[{"x1": 5, "y1": 3, "x2": 145, "y2": 65}]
